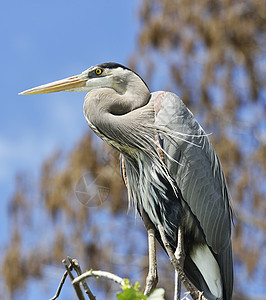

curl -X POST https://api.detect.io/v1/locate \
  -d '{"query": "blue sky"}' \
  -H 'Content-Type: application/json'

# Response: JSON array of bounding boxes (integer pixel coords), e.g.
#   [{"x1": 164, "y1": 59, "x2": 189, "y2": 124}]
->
[
  {"x1": 1, "y1": 0, "x2": 141, "y2": 173},
  {"x1": 1, "y1": 1, "x2": 139, "y2": 227},
  {"x1": 0, "y1": 0, "x2": 140, "y2": 297},
  {"x1": 1, "y1": 1, "x2": 265, "y2": 299}
]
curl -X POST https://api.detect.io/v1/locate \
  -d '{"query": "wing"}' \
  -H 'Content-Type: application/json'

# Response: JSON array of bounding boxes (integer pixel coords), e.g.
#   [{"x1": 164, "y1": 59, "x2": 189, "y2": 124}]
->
[
  {"x1": 153, "y1": 91, "x2": 234, "y2": 299},
  {"x1": 153, "y1": 91, "x2": 233, "y2": 254}
]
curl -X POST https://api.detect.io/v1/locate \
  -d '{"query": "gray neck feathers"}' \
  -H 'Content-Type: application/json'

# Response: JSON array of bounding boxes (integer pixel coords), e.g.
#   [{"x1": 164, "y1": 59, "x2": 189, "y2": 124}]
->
[
  {"x1": 84, "y1": 88, "x2": 182, "y2": 246},
  {"x1": 83, "y1": 72, "x2": 151, "y2": 150}
]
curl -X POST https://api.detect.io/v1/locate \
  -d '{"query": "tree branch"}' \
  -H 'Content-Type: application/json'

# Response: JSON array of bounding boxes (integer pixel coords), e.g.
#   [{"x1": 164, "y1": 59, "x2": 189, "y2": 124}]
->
[
  {"x1": 50, "y1": 256, "x2": 128, "y2": 300},
  {"x1": 49, "y1": 270, "x2": 68, "y2": 300},
  {"x1": 68, "y1": 257, "x2": 96, "y2": 300},
  {"x1": 72, "y1": 269, "x2": 126, "y2": 288},
  {"x1": 62, "y1": 258, "x2": 85, "y2": 300}
]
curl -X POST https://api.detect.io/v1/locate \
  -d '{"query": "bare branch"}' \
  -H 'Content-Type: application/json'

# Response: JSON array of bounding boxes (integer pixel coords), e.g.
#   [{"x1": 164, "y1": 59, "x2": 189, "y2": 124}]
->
[
  {"x1": 50, "y1": 257, "x2": 127, "y2": 300},
  {"x1": 62, "y1": 259, "x2": 85, "y2": 300},
  {"x1": 68, "y1": 257, "x2": 96, "y2": 300},
  {"x1": 49, "y1": 270, "x2": 68, "y2": 300},
  {"x1": 72, "y1": 269, "x2": 126, "y2": 288}
]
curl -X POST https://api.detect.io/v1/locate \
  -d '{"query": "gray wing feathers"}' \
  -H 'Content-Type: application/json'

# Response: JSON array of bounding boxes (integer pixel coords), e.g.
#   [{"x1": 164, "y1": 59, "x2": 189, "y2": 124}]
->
[
  {"x1": 216, "y1": 240, "x2": 233, "y2": 299},
  {"x1": 154, "y1": 92, "x2": 232, "y2": 254}
]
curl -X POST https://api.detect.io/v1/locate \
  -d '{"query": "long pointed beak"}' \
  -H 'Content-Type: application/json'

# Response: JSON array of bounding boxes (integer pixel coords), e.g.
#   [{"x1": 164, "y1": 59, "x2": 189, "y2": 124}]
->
[{"x1": 19, "y1": 73, "x2": 88, "y2": 95}]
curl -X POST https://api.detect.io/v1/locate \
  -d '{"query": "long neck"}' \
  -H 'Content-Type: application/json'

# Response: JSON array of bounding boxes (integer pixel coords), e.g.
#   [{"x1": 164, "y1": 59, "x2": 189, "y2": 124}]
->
[
  {"x1": 83, "y1": 77, "x2": 153, "y2": 152},
  {"x1": 107, "y1": 73, "x2": 151, "y2": 114}
]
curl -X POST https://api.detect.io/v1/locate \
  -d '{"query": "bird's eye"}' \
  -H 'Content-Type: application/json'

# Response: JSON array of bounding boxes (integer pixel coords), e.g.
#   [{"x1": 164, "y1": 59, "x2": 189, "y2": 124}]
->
[{"x1": 95, "y1": 68, "x2": 102, "y2": 75}]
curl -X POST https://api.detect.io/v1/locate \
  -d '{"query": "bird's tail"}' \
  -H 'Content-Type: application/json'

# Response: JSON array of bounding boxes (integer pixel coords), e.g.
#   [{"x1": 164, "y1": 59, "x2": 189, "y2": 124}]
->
[{"x1": 184, "y1": 245, "x2": 225, "y2": 300}]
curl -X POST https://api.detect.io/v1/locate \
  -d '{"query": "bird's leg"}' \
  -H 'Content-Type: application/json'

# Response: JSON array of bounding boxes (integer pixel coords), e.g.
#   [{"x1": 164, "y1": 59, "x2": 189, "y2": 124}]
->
[
  {"x1": 158, "y1": 224, "x2": 207, "y2": 300},
  {"x1": 144, "y1": 227, "x2": 158, "y2": 295},
  {"x1": 175, "y1": 226, "x2": 185, "y2": 270},
  {"x1": 174, "y1": 271, "x2": 181, "y2": 300},
  {"x1": 174, "y1": 226, "x2": 185, "y2": 300},
  {"x1": 136, "y1": 203, "x2": 158, "y2": 295}
]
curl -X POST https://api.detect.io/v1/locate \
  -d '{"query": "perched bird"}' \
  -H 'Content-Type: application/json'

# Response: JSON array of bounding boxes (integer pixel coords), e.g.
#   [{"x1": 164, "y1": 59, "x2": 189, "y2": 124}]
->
[{"x1": 20, "y1": 62, "x2": 233, "y2": 300}]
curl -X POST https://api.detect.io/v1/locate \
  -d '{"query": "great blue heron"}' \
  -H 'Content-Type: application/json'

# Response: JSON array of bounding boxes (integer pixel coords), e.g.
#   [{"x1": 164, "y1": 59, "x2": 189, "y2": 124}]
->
[{"x1": 20, "y1": 62, "x2": 233, "y2": 300}]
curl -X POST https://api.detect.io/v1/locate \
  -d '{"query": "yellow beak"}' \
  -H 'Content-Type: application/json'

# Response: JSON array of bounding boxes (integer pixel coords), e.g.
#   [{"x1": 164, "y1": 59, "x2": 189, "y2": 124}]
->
[{"x1": 19, "y1": 73, "x2": 88, "y2": 95}]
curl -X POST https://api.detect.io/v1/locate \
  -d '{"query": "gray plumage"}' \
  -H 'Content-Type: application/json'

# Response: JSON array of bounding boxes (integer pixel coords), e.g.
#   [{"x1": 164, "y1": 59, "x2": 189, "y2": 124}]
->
[
  {"x1": 154, "y1": 92, "x2": 233, "y2": 300},
  {"x1": 82, "y1": 64, "x2": 233, "y2": 300},
  {"x1": 20, "y1": 62, "x2": 234, "y2": 300}
]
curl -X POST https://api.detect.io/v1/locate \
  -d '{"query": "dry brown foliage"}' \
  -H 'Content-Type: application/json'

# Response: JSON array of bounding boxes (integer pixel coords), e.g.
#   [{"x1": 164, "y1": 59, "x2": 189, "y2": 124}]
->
[{"x1": 2, "y1": 0, "x2": 266, "y2": 299}]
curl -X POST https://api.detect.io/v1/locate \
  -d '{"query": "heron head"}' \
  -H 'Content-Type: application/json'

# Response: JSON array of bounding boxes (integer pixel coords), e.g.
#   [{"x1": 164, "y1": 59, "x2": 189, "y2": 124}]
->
[{"x1": 19, "y1": 62, "x2": 149, "y2": 96}]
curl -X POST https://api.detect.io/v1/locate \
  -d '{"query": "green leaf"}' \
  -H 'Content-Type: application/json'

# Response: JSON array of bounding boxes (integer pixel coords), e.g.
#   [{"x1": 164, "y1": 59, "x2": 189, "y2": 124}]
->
[
  {"x1": 116, "y1": 279, "x2": 166, "y2": 300},
  {"x1": 116, "y1": 280, "x2": 147, "y2": 300}
]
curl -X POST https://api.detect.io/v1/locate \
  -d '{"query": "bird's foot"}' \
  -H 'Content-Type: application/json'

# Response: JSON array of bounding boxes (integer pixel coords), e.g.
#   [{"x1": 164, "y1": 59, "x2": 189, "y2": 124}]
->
[{"x1": 144, "y1": 270, "x2": 158, "y2": 295}]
